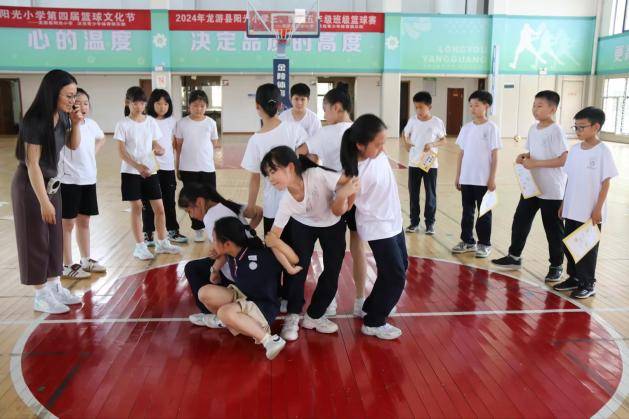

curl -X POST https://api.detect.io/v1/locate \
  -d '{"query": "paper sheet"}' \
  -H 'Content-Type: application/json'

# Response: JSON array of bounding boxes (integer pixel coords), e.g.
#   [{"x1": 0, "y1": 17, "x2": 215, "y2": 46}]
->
[
  {"x1": 562, "y1": 219, "x2": 601, "y2": 264},
  {"x1": 479, "y1": 190, "x2": 498, "y2": 217},
  {"x1": 514, "y1": 163, "x2": 541, "y2": 199},
  {"x1": 417, "y1": 151, "x2": 437, "y2": 173}
]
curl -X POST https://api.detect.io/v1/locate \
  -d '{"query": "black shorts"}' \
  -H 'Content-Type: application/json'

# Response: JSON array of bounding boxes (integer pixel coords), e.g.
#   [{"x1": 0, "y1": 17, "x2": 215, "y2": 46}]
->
[
  {"x1": 343, "y1": 205, "x2": 357, "y2": 232},
  {"x1": 60, "y1": 183, "x2": 99, "y2": 219},
  {"x1": 121, "y1": 173, "x2": 162, "y2": 201}
]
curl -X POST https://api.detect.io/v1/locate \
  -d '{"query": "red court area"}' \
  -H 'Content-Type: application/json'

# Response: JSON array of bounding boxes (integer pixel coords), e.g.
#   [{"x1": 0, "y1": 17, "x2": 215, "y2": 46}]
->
[{"x1": 19, "y1": 255, "x2": 623, "y2": 418}]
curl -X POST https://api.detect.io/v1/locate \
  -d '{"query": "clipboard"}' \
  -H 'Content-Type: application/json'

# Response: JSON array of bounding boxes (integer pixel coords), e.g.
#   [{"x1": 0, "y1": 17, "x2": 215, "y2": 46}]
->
[
  {"x1": 417, "y1": 150, "x2": 438, "y2": 173},
  {"x1": 514, "y1": 163, "x2": 541, "y2": 199},
  {"x1": 562, "y1": 219, "x2": 601, "y2": 264}
]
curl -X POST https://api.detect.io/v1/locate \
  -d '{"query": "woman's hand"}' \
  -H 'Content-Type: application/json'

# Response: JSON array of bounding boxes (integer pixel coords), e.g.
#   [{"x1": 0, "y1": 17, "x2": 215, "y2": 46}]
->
[
  {"x1": 69, "y1": 105, "x2": 84, "y2": 125},
  {"x1": 41, "y1": 198, "x2": 56, "y2": 224}
]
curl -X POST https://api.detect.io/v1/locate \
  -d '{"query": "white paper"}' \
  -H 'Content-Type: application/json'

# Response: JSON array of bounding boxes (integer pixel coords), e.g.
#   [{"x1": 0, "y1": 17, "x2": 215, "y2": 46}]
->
[
  {"x1": 562, "y1": 220, "x2": 601, "y2": 264},
  {"x1": 479, "y1": 190, "x2": 497, "y2": 217},
  {"x1": 514, "y1": 163, "x2": 541, "y2": 199},
  {"x1": 417, "y1": 151, "x2": 437, "y2": 173}
]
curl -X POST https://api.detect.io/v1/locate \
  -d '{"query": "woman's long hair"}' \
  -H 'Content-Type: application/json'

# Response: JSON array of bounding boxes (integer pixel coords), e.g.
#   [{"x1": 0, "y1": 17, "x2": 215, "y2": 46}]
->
[
  {"x1": 15, "y1": 69, "x2": 77, "y2": 167},
  {"x1": 177, "y1": 182, "x2": 242, "y2": 216},
  {"x1": 340, "y1": 114, "x2": 386, "y2": 177},
  {"x1": 260, "y1": 145, "x2": 335, "y2": 178},
  {"x1": 214, "y1": 216, "x2": 264, "y2": 250}
]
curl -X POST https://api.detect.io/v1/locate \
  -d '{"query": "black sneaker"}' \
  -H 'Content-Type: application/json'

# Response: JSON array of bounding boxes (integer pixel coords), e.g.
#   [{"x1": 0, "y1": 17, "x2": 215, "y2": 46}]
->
[
  {"x1": 553, "y1": 277, "x2": 580, "y2": 291},
  {"x1": 144, "y1": 231, "x2": 155, "y2": 248},
  {"x1": 570, "y1": 287, "x2": 596, "y2": 299},
  {"x1": 491, "y1": 255, "x2": 522, "y2": 270},
  {"x1": 405, "y1": 224, "x2": 420, "y2": 233},
  {"x1": 425, "y1": 224, "x2": 435, "y2": 235},
  {"x1": 168, "y1": 230, "x2": 189, "y2": 244},
  {"x1": 544, "y1": 266, "x2": 563, "y2": 283}
]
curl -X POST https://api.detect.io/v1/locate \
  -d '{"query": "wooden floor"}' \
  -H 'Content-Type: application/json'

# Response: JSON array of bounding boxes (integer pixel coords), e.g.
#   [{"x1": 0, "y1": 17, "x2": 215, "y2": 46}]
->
[{"x1": 1, "y1": 132, "x2": 629, "y2": 418}]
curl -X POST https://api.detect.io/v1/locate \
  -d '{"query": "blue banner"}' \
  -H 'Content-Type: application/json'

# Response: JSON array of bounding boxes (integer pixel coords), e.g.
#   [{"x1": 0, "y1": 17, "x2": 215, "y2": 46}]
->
[{"x1": 273, "y1": 58, "x2": 291, "y2": 109}]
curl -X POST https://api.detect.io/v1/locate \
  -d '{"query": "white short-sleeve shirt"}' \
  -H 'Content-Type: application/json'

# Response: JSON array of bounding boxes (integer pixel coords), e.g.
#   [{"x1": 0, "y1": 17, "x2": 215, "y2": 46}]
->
[
  {"x1": 114, "y1": 116, "x2": 162, "y2": 175},
  {"x1": 455, "y1": 120, "x2": 502, "y2": 186},
  {"x1": 241, "y1": 122, "x2": 309, "y2": 218},
  {"x1": 154, "y1": 116, "x2": 177, "y2": 171},
  {"x1": 524, "y1": 123, "x2": 569, "y2": 200},
  {"x1": 58, "y1": 118, "x2": 104, "y2": 185},
  {"x1": 562, "y1": 142, "x2": 618, "y2": 223},
  {"x1": 174, "y1": 116, "x2": 219, "y2": 172},
  {"x1": 279, "y1": 108, "x2": 321, "y2": 137},
  {"x1": 273, "y1": 167, "x2": 342, "y2": 229},
  {"x1": 305, "y1": 122, "x2": 352, "y2": 172},
  {"x1": 354, "y1": 152, "x2": 403, "y2": 241},
  {"x1": 403, "y1": 115, "x2": 446, "y2": 168}
]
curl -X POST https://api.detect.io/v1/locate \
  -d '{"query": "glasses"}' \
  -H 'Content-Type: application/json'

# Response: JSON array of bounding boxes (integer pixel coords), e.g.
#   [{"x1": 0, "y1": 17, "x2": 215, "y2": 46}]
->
[{"x1": 572, "y1": 124, "x2": 592, "y2": 132}]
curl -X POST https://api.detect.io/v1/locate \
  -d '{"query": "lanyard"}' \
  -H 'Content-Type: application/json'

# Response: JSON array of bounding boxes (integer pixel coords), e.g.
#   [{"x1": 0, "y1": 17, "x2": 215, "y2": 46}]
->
[{"x1": 228, "y1": 247, "x2": 248, "y2": 278}]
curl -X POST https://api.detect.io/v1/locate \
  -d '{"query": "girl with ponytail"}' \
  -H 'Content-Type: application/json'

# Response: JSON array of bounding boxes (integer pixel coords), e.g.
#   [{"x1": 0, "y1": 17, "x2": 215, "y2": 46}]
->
[
  {"x1": 178, "y1": 182, "x2": 263, "y2": 328},
  {"x1": 196, "y1": 217, "x2": 287, "y2": 360},
  {"x1": 340, "y1": 114, "x2": 408, "y2": 340},
  {"x1": 261, "y1": 146, "x2": 359, "y2": 341},
  {"x1": 296, "y1": 81, "x2": 367, "y2": 317}
]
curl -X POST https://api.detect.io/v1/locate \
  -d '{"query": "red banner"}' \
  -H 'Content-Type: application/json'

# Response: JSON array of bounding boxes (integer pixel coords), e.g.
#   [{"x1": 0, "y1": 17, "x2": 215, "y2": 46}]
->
[
  {"x1": 169, "y1": 10, "x2": 384, "y2": 33},
  {"x1": 0, "y1": 6, "x2": 151, "y2": 30}
]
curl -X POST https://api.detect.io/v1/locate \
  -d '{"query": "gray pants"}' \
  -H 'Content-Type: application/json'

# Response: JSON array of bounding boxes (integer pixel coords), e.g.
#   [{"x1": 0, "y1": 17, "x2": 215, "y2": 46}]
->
[{"x1": 12, "y1": 166, "x2": 63, "y2": 285}]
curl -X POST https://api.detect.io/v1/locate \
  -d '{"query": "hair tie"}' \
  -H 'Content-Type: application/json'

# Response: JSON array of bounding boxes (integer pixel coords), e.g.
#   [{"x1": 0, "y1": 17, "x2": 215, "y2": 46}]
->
[{"x1": 267, "y1": 99, "x2": 277, "y2": 105}]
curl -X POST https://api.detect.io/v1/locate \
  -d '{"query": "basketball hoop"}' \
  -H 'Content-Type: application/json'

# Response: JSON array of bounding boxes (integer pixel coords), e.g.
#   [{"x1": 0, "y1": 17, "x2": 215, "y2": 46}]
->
[{"x1": 277, "y1": 28, "x2": 290, "y2": 44}]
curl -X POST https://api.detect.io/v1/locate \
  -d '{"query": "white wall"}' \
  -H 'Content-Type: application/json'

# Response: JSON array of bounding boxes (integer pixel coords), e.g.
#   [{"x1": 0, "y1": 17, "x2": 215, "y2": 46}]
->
[
  {"x1": 355, "y1": 76, "x2": 381, "y2": 117},
  {"x1": 490, "y1": 0, "x2": 597, "y2": 16}
]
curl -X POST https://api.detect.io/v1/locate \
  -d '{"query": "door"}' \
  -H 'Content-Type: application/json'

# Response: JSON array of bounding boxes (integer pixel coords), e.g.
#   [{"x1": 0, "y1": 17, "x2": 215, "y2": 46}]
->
[
  {"x1": 139, "y1": 79, "x2": 152, "y2": 100},
  {"x1": 399, "y1": 81, "x2": 410, "y2": 134},
  {"x1": 0, "y1": 79, "x2": 20, "y2": 135},
  {"x1": 446, "y1": 88, "x2": 464, "y2": 135},
  {"x1": 559, "y1": 80, "x2": 584, "y2": 138}
]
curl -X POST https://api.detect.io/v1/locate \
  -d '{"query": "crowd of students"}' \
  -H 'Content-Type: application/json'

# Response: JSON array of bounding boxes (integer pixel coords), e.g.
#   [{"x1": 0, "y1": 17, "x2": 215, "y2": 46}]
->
[{"x1": 11, "y1": 69, "x2": 618, "y2": 360}]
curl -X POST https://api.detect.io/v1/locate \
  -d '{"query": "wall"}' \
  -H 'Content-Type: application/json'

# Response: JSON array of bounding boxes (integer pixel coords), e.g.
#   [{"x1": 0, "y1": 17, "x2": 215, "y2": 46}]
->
[
  {"x1": 354, "y1": 76, "x2": 380, "y2": 117},
  {"x1": 490, "y1": 0, "x2": 597, "y2": 16}
]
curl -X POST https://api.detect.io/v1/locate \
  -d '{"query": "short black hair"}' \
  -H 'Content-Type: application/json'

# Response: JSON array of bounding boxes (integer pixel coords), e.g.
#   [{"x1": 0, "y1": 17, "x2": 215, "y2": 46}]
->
[
  {"x1": 147, "y1": 88, "x2": 173, "y2": 118},
  {"x1": 412, "y1": 91, "x2": 432, "y2": 105},
  {"x1": 290, "y1": 83, "x2": 310, "y2": 98},
  {"x1": 468, "y1": 90, "x2": 493, "y2": 106},
  {"x1": 535, "y1": 90, "x2": 560, "y2": 107},
  {"x1": 188, "y1": 89, "x2": 208, "y2": 105},
  {"x1": 574, "y1": 106, "x2": 605, "y2": 129}
]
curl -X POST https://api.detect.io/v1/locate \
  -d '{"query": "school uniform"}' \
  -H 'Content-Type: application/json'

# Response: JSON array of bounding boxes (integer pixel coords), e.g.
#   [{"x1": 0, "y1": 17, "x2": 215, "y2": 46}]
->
[
  {"x1": 240, "y1": 121, "x2": 308, "y2": 232},
  {"x1": 279, "y1": 108, "x2": 321, "y2": 137},
  {"x1": 273, "y1": 167, "x2": 346, "y2": 318},
  {"x1": 562, "y1": 142, "x2": 618, "y2": 290},
  {"x1": 403, "y1": 115, "x2": 445, "y2": 228},
  {"x1": 174, "y1": 116, "x2": 220, "y2": 231},
  {"x1": 12, "y1": 112, "x2": 69, "y2": 285},
  {"x1": 142, "y1": 116, "x2": 180, "y2": 233},
  {"x1": 58, "y1": 117, "x2": 104, "y2": 219},
  {"x1": 354, "y1": 152, "x2": 408, "y2": 327},
  {"x1": 508, "y1": 123, "x2": 568, "y2": 266},
  {"x1": 305, "y1": 121, "x2": 358, "y2": 231},
  {"x1": 114, "y1": 116, "x2": 163, "y2": 202},
  {"x1": 455, "y1": 120, "x2": 502, "y2": 246},
  {"x1": 184, "y1": 202, "x2": 246, "y2": 313}
]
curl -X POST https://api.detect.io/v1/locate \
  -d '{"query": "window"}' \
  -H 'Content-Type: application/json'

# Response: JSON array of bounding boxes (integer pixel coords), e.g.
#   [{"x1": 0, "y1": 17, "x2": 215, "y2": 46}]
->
[
  {"x1": 601, "y1": 77, "x2": 629, "y2": 134},
  {"x1": 610, "y1": 0, "x2": 629, "y2": 34}
]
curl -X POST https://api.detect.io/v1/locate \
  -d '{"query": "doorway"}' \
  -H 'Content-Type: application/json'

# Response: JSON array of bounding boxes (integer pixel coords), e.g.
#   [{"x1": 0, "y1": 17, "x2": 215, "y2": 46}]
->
[
  {"x1": 400, "y1": 81, "x2": 410, "y2": 134},
  {"x1": 559, "y1": 80, "x2": 584, "y2": 137},
  {"x1": 181, "y1": 76, "x2": 223, "y2": 134},
  {"x1": 0, "y1": 78, "x2": 21, "y2": 135},
  {"x1": 316, "y1": 77, "x2": 355, "y2": 121},
  {"x1": 446, "y1": 88, "x2": 464, "y2": 135}
]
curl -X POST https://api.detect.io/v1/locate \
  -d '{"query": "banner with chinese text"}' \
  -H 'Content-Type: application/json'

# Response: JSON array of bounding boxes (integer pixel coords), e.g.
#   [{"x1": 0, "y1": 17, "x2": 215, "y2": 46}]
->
[{"x1": 596, "y1": 33, "x2": 629, "y2": 75}]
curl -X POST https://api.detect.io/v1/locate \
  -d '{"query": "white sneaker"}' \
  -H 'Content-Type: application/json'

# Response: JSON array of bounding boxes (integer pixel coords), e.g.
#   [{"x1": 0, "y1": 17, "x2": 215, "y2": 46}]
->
[
  {"x1": 279, "y1": 298, "x2": 288, "y2": 314},
  {"x1": 62, "y1": 264, "x2": 91, "y2": 279},
  {"x1": 33, "y1": 289, "x2": 69, "y2": 314},
  {"x1": 194, "y1": 229, "x2": 205, "y2": 242},
  {"x1": 389, "y1": 305, "x2": 398, "y2": 315},
  {"x1": 49, "y1": 282, "x2": 82, "y2": 305},
  {"x1": 188, "y1": 313, "x2": 223, "y2": 328},
  {"x1": 302, "y1": 313, "x2": 338, "y2": 333},
  {"x1": 133, "y1": 243, "x2": 154, "y2": 260},
  {"x1": 155, "y1": 239, "x2": 181, "y2": 254},
  {"x1": 353, "y1": 297, "x2": 366, "y2": 317},
  {"x1": 361, "y1": 323, "x2": 402, "y2": 340},
  {"x1": 81, "y1": 258, "x2": 106, "y2": 273},
  {"x1": 325, "y1": 296, "x2": 337, "y2": 316},
  {"x1": 280, "y1": 313, "x2": 300, "y2": 341},
  {"x1": 262, "y1": 334, "x2": 286, "y2": 360},
  {"x1": 475, "y1": 244, "x2": 492, "y2": 258}
]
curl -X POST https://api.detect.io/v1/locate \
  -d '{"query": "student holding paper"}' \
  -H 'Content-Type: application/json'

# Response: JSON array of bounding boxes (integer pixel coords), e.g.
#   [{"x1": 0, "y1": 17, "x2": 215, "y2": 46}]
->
[
  {"x1": 452, "y1": 91, "x2": 502, "y2": 258},
  {"x1": 401, "y1": 91, "x2": 446, "y2": 235},
  {"x1": 492, "y1": 91, "x2": 569, "y2": 282},
  {"x1": 553, "y1": 107, "x2": 618, "y2": 299}
]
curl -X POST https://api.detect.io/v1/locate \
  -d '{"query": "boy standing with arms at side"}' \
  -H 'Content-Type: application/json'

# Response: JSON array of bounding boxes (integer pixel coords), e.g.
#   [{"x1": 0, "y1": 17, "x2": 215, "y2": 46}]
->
[
  {"x1": 553, "y1": 107, "x2": 617, "y2": 298},
  {"x1": 402, "y1": 91, "x2": 446, "y2": 235},
  {"x1": 452, "y1": 90, "x2": 502, "y2": 258},
  {"x1": 492, "y1": 91, "x2": 569, "y2": 282},
  {"x1": 279, "y1": 83, "x2": 321, "y2": 137}
]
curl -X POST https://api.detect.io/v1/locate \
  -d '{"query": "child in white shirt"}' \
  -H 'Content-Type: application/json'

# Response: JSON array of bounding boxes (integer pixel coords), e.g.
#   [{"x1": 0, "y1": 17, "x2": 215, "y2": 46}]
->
[{"x1": 278, "y1": 83, "x2": 321, "y2": 137}]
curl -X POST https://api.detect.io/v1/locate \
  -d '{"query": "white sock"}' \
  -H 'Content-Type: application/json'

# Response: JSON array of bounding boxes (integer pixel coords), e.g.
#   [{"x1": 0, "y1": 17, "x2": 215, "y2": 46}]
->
[
  {"x1": 46, "y1": 277, "x2": 61, "y2": 291},
  {"x1": 136, "y1": 242, "x2": 146, "y2": 248},
  {"x1": 80, "y1": 257, "x2": 89, "y2": 265},
  {"x1": 35, "y1": 287, "x2": 47, "y2": 297},
  {"x1": 260, "y1": 333, "x2": 272, "y2": 346}
]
